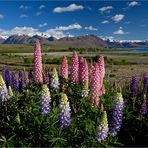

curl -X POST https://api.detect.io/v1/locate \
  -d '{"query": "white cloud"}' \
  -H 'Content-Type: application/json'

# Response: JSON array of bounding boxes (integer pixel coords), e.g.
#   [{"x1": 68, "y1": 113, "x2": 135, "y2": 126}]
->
[
  {"x1": 101, "y1": 20, "x2": 109, "y2": 24},
  {"x1": 39, "y1": 5, "x2": 46, "y2": 9},
  {"x1": 99, "y1": 6, "x2": 113, "y2": 13},
  {"x1": 19, "y1": 5, "x2": 31, "y2": 10},
  {"x1": 36, "y1": 12, "x2": 42, "y2": 16},
  {"x1": 128, "y1": 1, "x2": 139, "y2": 7},
  {"x1": 113, "y1": 27, "x2": 128, "y2": 35},
  {"x1": 53, "y1": 3, "x2": 84, "y2": 13},
  {"x1": 84, "y1": 26, "x2": 98, "y2": 31},
  {"x1": 101, "y1": 36, "x2": 114, "y2": 41},
  {"x1": 54, "y1": 23, "x2": 82, "y2": 31},
  {"x1": 0, "y1": 14, "x2": 4, "y2": 19},
  {"x1": 39, "y1": 23, "x2": 47, "y2": 28},
  {"x1": 20, "y1": 14, "x2": 28, "y2": 18},
  {"x1": 112, "y1": 14, "x2": 124, "y2": 23}
]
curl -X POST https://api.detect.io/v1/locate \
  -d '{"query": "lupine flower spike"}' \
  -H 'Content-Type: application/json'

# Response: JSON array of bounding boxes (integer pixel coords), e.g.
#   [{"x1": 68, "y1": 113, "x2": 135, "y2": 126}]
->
[
  {"x1": 0, "y1": 75, "x2": 9, "y2": 104},
  {"x1": 40, "y1": 85, "x2": 51, "y2": 115},
  {"x1": 8, "y1": 86, "x2": 13, "y2": 97},
  {"x1": 130, "y1": 75, "x2": 138, "y2": 97},
  {"x1": 59, "y1": 93, "x2": 71, "y2": 128},
  {"x1": 143, "y1": 74, "x2": 148, "y2": 89},
  {"x1": 18, "y1": 70, "x2": 24, "y2": 93},
  {"x1": 3, "y1": 68, "x2": 11, "y2": 89},
  {"x1": 109, "y1": 93, "x2": 124, "y2": 137},
  {"x1": 34, "y1": 40, "x2": 43, "y2": 84},
  {"x1": 11, "y1": 72, "x2": 18, "y2": 94},
  {"x1": 60, "y1": 56, "x2": 68, "y2": 80},
  {"x1": 140, "y1": 94, "x2": 147, "y2": 115},
  {"x1": 50, "y1": 68, "x2": 60, "y2": 89},
  {"x1": 70, "y1": 51, "x2": 79, "y2": 84},
  {"x1": 96, "y1": 111, "x2": 109, "y2": 142}
]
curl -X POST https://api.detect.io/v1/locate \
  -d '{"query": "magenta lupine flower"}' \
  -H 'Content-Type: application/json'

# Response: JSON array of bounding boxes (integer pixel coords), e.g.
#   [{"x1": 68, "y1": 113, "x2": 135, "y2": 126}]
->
[
  {"x1": 97, "y1": 56, "x2": 105, "y2": 79},
  {"x1": 90, "y1": 63, "x2": 101, "y2": 106},
  {"x1": 60, "y1": 56, "x2": 68, "y2": 80},
  {"x1": 34, "y1": 40, "x2": 43, "y2": 84},
  {"x1": 70, "y1": 51, "x2": 79, "y2": 84},
  {"x1": 109, "y1": 93, "x2": 124, "y2": 137},
  {"x1": 43, "y1": 70, "x2": 49, "y2": 84},
  {"x1": 59, "y1": 93, "x2": 71, "y2": 128},
  {"x1": 79, "y1": 58, "x2": 88, "y2": 84},
  {"x1": 140, "y1": 95, "x2": 147, "y2": 115},
  {"x1": 130, "y1": 75, "x2": 138, "y2": 97},
  {"x1": 96, "y1": 111, "x2": 109, "y2": 142}
]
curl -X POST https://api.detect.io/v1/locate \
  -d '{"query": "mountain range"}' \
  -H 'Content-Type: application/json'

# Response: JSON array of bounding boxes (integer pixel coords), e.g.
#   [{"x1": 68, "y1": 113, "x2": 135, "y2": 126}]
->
[{"x1": 1, "y1": 34, "x2": 148, "y2": 48}]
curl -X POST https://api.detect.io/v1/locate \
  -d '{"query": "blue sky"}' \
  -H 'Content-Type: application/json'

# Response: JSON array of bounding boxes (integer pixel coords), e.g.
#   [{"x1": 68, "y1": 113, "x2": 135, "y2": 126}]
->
[{"x1": 0, "y1": 1, "x2": 148, "y2": 40}]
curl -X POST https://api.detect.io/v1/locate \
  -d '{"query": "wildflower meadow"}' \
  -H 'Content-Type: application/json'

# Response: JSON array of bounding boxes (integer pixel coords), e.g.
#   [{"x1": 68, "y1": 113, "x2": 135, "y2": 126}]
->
[{"x1": 0, "y1": 41, "x2": 148, "y2": 147}]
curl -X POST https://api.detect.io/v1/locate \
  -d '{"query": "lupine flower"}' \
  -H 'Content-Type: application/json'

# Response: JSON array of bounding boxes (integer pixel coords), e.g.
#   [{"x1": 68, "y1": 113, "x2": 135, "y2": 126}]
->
[
  {"x1": 18, "y1": 70, "x2": 24, "y2": 93},
  {"x1": 140, "y1": 94, "x2": 147, "y2": 115},
  {"x1": 3, "y1": 68, "x2": 11, "y2": 89},
  {"x1": 34, "y1": 40, "x2": 43, "y2": 84},
  {"x1": 79, "y1": 58, "x2": 88, "y2": 84},
  {"x1": 11, "y1": 72, "x2": 18, "y2": 94},
  {"x1": 0, "y1": 75, "x2": 9, "y2": 104},
  {"x1": 96, "y1": 111, "x2": 109, "y2": 142},
  {"x1": 109, "y1": 93, "x2": 124, "y2": 137},
  {"x1": 40, "y1": 85, "x2": 51, "y2": 115},
  {"x1": 8, "y1": 86, "x2": 13, "y2": 97},
  {"x1": 59, "y1": 93, "x2": 71, "y2": 128},
  {"x1": 130, "y1": 75, "x2": 138, "y2": 97},
  {"x1": 70, "y1": 51, "x2": 79, "y2": 84},
  {"x1": 60, "y1": 56, "x2": 68, "y2": 80},
  {"x1": 97, "y1": 56, "x2": 105, "y2": 79},
  {"x1": 50, "y1": 68, "x2": 60, "y2": 89},
  {"x1": 90, "y1": 63, "x2": 101, "y2": 106},
  {"x1": 143, "y1": 74, "x2": 148, "y2": 89}
]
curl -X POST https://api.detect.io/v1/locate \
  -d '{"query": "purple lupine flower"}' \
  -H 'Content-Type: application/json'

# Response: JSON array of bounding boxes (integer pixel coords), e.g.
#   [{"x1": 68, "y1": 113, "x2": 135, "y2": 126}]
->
[
  {"x1": 4, "y1": 68, "x2": 11, "y2": 89},
  {"x1": 109, "y1": 93, "x2": 124, "y2": 137},
  {"x1": 140, "y1": 94, "x2": 147, "y2": 115},
  {"x1": 43, "y1": 70, "x2": 49, "y2": 84},
  {"x1": 59, "y1": 93, "x2": 71, "y2": 128},
  {"x1": 143, "y1": 74, "x2": 148, "y2": 89},
  {"x1": 50, "y1": 68, "x2": 59, "y2": 89},
  {"x1": 0, "y1": 75, "x2": 9, "y2": 104},
  {"x1": 130, "y1": 75, "x2": 138, "y2": 97},
  {"x1": 70, "y1": 51, "x2": 79, "y2": 84},
  {"x1": 96, "y1": 111, "x2": 108, "y2": 142},
  {"x1": 18, "y1": 70, "x2": 24, "y2": 93},
  {"x1": 11, "y1": 72, "x2": 18, "y2": 94},
  {"x1": 28, "y1": 69, "x2": 33, "y2": 83},
  {"x1": 40, "y1": 85, "x2": 51, "y2": 115}
]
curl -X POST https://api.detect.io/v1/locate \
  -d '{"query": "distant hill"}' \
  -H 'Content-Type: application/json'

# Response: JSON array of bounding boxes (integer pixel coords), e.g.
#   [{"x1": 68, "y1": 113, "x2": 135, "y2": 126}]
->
[
  {"x1": 1, "y1": 34, "x2": 148, "y2": 48},
  {"x1": 0, "y1": 37, "x2": 5, "y2": 43}
]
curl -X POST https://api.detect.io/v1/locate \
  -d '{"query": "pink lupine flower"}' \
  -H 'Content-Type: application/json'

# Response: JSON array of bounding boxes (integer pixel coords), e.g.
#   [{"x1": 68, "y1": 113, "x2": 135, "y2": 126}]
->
[
  {"x1": 34, "y1": 40, "x2": 43, "y2": 84},
  {"x1": 90, "y1": 63, "x2": 101, "y2": 106},
  {"x1": 60, "y1": 56, "x2": 68, "y2": 80},
  {"x1": 70, "y1": 51, "x2": 79, "y2": 84},
  {"x1": 97, "y1": 56, "x2": 105, "y2": 79},
  {"x1": 79, "y1": 58, "x2": 88, "y2": 84}
]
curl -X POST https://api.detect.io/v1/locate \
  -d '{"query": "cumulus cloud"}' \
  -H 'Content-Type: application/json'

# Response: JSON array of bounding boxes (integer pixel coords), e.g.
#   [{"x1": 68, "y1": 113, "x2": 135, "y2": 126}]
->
[
  {"x1": 101, "y1": 20, "x2": 109, "y2": 24},
  {"x1": 99, "y1": 6, "x2": 113, "y2": 13},
  {"x1": 84, "y1": 26, "x2": 98, "y2": 31},
  {"x1": 112, "y1": 14, "x2": 124, "y2": 23},
  {"x1": 0, "y1": 14, "x2": 4, "y2": 19},
  {"x1": 20, "y1": 14, "x2": 28, "y2": 18},
  {"x1": 39, "y1": 23, "x2": 47, "y2": 28},
  {"x1": 101, "y1": 36, "x2": 114, "y2": 41},
  {"x1": 53, "y1": 3, "x2": 84, "y2": 13},
  {"x1": 128, "y1": 1, "x2": 139, "y2": 7},
  {"x1": 113, "y1": 27, "x2": 129, "y2": 35},
  {"x1": 19, "y1": 5, "x2": 31, "y2": 10},
  {"x1": 39, "y1": 5, "x2": 46, "y2": 9},
  {"x1": 54, "y1": 23, "x2": 82, "y2": 31}
]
